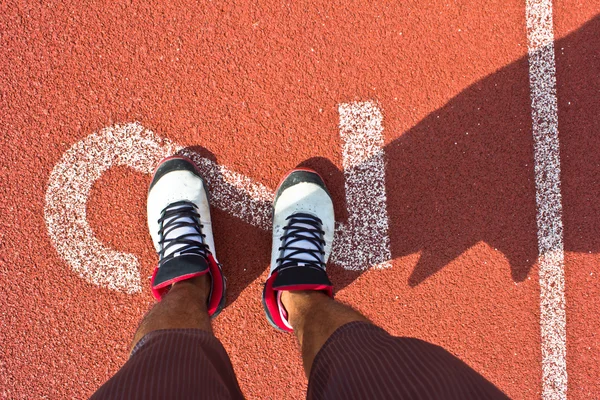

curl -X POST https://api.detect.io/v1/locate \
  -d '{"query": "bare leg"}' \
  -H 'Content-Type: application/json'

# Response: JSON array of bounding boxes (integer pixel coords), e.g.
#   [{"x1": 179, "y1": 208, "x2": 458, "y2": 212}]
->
[
  {"x1": 130, "y1": 274, "x2": 212, "y2": 353},
  {"x1": 281, "y1": 290, "x2": 370, "y2": 377}
]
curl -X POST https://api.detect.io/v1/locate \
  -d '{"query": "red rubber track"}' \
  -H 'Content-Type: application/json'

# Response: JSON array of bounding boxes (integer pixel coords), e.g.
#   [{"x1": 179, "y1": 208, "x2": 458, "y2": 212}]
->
[{"x1": 1, "y1": 0, "x2": 598, "y2": 398}]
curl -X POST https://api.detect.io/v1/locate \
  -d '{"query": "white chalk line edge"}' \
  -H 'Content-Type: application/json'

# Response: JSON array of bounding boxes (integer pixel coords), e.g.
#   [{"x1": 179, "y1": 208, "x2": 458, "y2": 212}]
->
[{"x1": 526, "y1": 0, "x2": 568, "y2": 398}]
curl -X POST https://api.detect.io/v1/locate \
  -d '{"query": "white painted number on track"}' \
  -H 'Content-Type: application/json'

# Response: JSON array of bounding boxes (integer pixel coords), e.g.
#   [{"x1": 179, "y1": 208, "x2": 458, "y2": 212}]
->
[
  {"x1": 334, "y1": 102, "x2": 392, "y2": 270},
  {"x1": 44, "y1": 102, "x2": 391, "y2": 293},
  {"x1": 44, "y1": 124, "x2": 179, "y2": 293}
]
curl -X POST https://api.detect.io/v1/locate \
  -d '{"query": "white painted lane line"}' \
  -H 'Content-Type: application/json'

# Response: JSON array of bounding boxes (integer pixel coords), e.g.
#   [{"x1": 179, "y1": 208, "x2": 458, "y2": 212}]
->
[
  {"x1": 334, "y1": 101, "x2": 392, "y2": 270},
  {"x1": 525, "y1": 1, "x2": 568, "y2": 398}
]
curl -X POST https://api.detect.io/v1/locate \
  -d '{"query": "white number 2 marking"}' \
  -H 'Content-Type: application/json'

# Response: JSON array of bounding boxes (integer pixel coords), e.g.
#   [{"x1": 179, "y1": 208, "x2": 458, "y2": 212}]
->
[{"x1": 44, "y1": 101, "x2": 391, "y2": 293}]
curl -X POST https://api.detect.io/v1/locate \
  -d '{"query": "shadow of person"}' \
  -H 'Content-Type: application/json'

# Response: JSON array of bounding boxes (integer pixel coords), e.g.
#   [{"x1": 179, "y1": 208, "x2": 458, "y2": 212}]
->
[
  {"x1": 386, "y1": 15, "x2": 599, "y2": 286},
  {"x1": 385, "y1": 51, "x2": 540, "y2": 285},
  {"x1": 179, "y1": 15, "x2": 599, "y2": 306},
  {"x1": 554, "y1": 16, "x2": 600, "y2": 258}
]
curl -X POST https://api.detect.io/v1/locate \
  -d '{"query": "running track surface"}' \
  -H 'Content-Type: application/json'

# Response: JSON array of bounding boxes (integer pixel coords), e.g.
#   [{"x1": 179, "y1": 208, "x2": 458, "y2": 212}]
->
[{"x1": 1, "y1": 1, "x2": 599, "y2": 399}]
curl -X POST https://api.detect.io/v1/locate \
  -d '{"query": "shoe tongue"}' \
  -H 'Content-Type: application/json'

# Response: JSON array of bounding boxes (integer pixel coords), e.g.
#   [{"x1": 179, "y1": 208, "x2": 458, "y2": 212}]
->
[
  {"x1": 282, "y1": 219, "x2": 324, "y2": 265},
  {"x1": 162, "y1": 205, "x2": 205, "y2": 258},
  {"x1": 272, "y1": 264, "x2": 333, "y2": 288}
]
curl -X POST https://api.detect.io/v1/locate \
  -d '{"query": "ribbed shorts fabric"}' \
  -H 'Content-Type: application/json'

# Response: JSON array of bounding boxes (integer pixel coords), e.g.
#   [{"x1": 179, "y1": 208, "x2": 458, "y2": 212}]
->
[
  {"x1": 307, "y1": 322, "x2": 508, "y2": 399},
  {"x1": 90, "y1": 329, "x2": 244, "y2": 400},
  {"x1": 90, "y1": 322, "x2": 509, "y2": 399}
]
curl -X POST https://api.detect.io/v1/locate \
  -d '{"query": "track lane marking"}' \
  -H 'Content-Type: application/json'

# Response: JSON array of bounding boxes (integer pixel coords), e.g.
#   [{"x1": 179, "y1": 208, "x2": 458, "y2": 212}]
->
[
  {"x1": 525, "y1": 0, "x2": 568, "y2": 398},
  {"x1": 44, "y1": 124, "x2": 178, "y2": 293},
  {"x1": 334, "y1": 101, "x2": 392, "y2": 270}
]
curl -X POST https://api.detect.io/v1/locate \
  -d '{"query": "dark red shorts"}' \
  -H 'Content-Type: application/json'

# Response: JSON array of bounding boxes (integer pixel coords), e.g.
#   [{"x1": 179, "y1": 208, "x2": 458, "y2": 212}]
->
[{"x1": 90, "y1": 322, "x2": 508, "y2": 399}]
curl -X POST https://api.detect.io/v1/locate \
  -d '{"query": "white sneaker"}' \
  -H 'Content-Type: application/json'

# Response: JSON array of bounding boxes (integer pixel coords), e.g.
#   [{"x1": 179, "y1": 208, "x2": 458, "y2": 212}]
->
[
  {"x1": 263, "y1": 168, "x2": 335, "y2": 331},
  {"x1": 147, "y1": 156, "x2": 226, "y2": 317}
]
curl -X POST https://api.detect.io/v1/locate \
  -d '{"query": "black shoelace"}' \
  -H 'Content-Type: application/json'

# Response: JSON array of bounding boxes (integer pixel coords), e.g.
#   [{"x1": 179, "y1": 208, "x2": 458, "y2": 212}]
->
[
  {"x1": 276, "y1": 213, "x2": 326, "y2": 270},
  {"x1": 158, "y1": 200, "x2": 210, "y2": 263}
]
